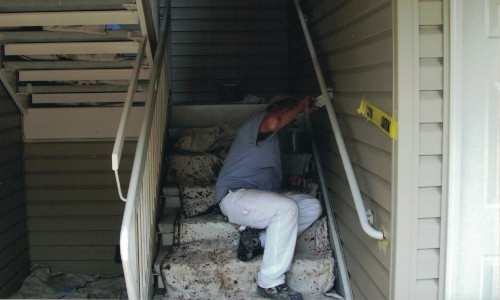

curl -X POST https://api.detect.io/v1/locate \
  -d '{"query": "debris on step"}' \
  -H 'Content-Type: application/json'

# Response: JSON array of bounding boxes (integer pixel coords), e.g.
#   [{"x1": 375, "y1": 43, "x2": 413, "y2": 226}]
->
[
  {"x1": 161, "y1": 217, "x2": 335, "y2": 299},
  {"x1": 179, "y1": 185, "x2": 216, "y2": 217},
  {"x1": 168, "y1": 153, "x2": 222, "y2": 186}
]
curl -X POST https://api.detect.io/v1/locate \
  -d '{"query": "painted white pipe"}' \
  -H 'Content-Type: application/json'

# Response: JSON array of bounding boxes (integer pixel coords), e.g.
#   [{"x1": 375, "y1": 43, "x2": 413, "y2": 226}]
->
[{"x1": 293, "y1": 0, "x2": 384, "y2": 240}]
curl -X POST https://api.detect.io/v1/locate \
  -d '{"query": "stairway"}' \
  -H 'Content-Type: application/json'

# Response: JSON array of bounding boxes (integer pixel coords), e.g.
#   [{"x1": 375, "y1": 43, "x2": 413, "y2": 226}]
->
[
  {"x1": 0, "y1": 0, "x2": 159, "y2": 112},
  {"x1": 155, "y1": 127, "x2": 336, "y2": 299}
]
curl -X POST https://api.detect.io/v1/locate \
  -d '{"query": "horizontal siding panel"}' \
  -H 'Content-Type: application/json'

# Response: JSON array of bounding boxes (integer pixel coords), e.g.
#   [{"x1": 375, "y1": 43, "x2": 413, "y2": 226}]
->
[
  {"x1": 351, "y1": 280, "x2": 369, "y2": 300},
  {"x1": 30, "y1": 246, "x2": 117, "y2": 261},
  {"x1": 28, "y1": 216, "x2": 122, "y2": 231},
  {"x1": 172, "y1": 67, "x2": 287, "y2": 80},
  {"x1": 416, "y1": 279, "x2": 439, "y2": 300},
  {"x1": 0, "y1": 142, "x2": 22, "y2": 165},
  {"x1": 25, "y1": 158, "x2": 133, "y2": 172},
  {"x1": 0, "y1": 158, "x2": 23, "y2": 181},
  {"x1": 25, "y1": 173, "x2": 128, "y2": 187},
  {"x1": 0, "y1": 191, "x2": 25, "y2": 217},
  {"x1": 25, "y1": 142, "x2": 136, "y2": 157},
  {"x1": 0, "y1": 237, "x2": 27, "y2": 269},
  {"x1": 172, "y1": 92, "x2": 277, "y2": 103},
  {"x1": 419, "y1": 0, "x2": 443, "y2": 25},
  {"x1": 332, "y1": 91, "x2": 393, "y2": 117},
  {"x1": 171, "y1": 32, "x2": 287, "y2": 44},
  {"x1": 27, "y1": 202, "x2": 124, "y2": 216},
  {"x1": 419, "y1": 156, "x2": 442, "y2": 187},
  {"x1": 0, "y1": 206, "x2": 25, "y2": 232},
  {"x1": 29, "y1": 231, "x2": 119, "y2": 246},
  {"x1": 0, "y1": 97, "x2": 19, "y2": 114},
  {"x1": 329, "y1": 63, "x2": 393, "y2": 91},
  {"x1": 321, "y1": 148, "x2": 392, "y2": 212},
  {"x1": 0, "y1": 222, "x2": 25, "y2": 251},
  {"x1": 417, "y1": 218, "x2": 441, "y2": 249},
  {"x1": 321, "y1": 34, "x2": 393, "y2": 71},
  {"x1": 172, "y1": 44, "x2": 286, "y2": 56},
  {"x1": 0, "y1": 113, "x2": 20, "y2": 129},
  {"x1": 305, "y1": 0, "x2": 386, "y2": 27},
  {"x1": 0, "y1": 176, "x2": 23, "y2": 200},
  {"x1": 32, "y1": 261, "x2": 123, "y2": 275},
  {"x1": 309, "y1": 2, "x2": 391, "y2": 43},
  {"x1": 172, "y1": 56, "x2": 287, "y2": 68},
  {"x1": 0, "y1": 128, "x2": 22, "y2": 146},
  {"x1": 0, "y1": 264, "x2": 28, "y2": 298},
  {"x1": 419, "y1": 187, "x2": 441, "y2": 218},
  {"x1": 171, "y1": 0, "x2": 285, "y2": 8},
  {"x1": 172, "y1": 79, "x2": 287, "y2": 93},
  {"x1": 420, "y1": 26, "x2": 443, "y2": 58},
  {"x1": 26, "y1": 188, "x2": 121, "y2": 202},
  {"x1": 344, "y1": 250, "x2": 386, "y2": 300},
  {"x1": 171, "y1": 8, "x2": 284, "y2": 20},
  {"x1": 317, "y1": 129, "x2": 392, "y2": 182},
  {"x1": 334, "y1": 201, "x2": 391, "y2": 269},
  {"x1": 341, "y1": 234, "x2": 389, "y2": 298},
  {"x1": 420, "y1": 91, "x2": 443, "y2": 123},
  {"x1": 416, "y1": 249, "x2": 440, "y2": 279},
  {"x1": 314, "y1": 113, "x2": 392, "y2": 153},
  {"x1": 420, "y1": 124, "x2": 443, "y2": 155},
  {"x1": 419, "y1": 59, "x2": 443, "y2": 90},
  {"x1": 328, "y1": 166, "x2": 391, "y2": 226},
  {"x1": 0, "y1": 251, "x2": 29, "y2": 294},
  {"x1": 171, "y1": 20, "x2": 285, "y2": 32}
]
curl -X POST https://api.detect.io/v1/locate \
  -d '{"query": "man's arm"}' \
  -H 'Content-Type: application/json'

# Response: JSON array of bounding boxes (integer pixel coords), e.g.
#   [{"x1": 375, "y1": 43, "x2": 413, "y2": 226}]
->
[{"x1": 259, "y1": 96, "x2": 316, "y2": 133}]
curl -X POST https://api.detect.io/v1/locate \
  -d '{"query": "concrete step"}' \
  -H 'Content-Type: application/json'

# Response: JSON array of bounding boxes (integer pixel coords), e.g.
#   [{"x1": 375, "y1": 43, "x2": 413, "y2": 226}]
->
[
  {"x1": 167, "y1": 153, "x2": 222, "y2": 186},
  {"x1": 161, "y1": 216, "x2": 334, "y2": 299},
  {"x1": 179, "y1": 185, "x2": 216, "y2": 217},
  {"x1": 178, "y1": 214, "x2": 331, "y2": 256},
  {"x1": 161, "y1": 240, "x2": 334, "y2": 299}
]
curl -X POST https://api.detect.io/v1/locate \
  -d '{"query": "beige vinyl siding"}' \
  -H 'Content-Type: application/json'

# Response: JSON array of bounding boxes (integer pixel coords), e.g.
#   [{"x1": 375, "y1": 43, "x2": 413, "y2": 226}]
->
[
  {"x1": 170, "y1": 0, "x2": 288, "y2": 103},
  {"x1": 416, "y1": 1, "x2": 445, "y2": 299},
  {"x1": 0, "y1": 84, "x2": 29, "y2": 297},
  {"x1": 25, "y1": 142, "x2": 136, "y2": 275},
  {"x1": 288, "y1": 1, "x2": 393, "y2": 299}
]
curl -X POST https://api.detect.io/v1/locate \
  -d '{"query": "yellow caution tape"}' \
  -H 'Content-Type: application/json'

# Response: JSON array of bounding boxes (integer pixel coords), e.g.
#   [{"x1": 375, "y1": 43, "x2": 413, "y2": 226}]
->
[{"x1": 357, "y1": 98, "x2": 398, "y2": 139}]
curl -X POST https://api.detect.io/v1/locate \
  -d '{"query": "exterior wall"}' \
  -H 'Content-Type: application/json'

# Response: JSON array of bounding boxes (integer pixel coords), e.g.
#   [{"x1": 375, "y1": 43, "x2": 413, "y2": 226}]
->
[
  {"x1": 24, "y1": 141, "x2": 136, "y2": 274},
  {"x1": 170, "y1": 0, "x2": 288, "y2": 103},
  {"x1": 0, "y1": 84, "x2": 30, "y2": 297},
  {"x1": 416, "y1": 0, "x2": 446, "y2": 299},
  {"x1": 288, "y1": 1, "x2": 393, "y2": 299}
]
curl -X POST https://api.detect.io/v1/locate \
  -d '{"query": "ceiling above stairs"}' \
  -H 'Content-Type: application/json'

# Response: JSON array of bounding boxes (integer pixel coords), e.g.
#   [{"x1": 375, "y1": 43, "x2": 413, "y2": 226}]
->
[{"x1": 0, "y1": 0, "x2": 161, "y2": 114}]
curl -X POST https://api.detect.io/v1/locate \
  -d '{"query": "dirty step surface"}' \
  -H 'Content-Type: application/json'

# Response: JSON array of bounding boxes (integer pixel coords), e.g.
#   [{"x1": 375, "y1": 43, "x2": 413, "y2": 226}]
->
[{"x1": 161, "y1": 216, "x2": 335, "y2": 299}]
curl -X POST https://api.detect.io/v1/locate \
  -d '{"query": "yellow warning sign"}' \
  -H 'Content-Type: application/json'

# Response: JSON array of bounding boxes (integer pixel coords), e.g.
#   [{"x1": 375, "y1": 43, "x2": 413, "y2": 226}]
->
[{"x1": 357, "y1": 99, "x2": 398, "y2": 139}]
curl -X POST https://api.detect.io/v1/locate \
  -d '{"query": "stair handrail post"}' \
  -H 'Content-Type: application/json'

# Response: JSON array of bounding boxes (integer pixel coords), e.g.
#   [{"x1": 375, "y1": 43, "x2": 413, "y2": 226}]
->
[
  {"x1": 120, "y1": 9, "x2": 169, "y2": 300},
  {"x1": 292, "y1": 0, "x2": 384, "y2": 240}
]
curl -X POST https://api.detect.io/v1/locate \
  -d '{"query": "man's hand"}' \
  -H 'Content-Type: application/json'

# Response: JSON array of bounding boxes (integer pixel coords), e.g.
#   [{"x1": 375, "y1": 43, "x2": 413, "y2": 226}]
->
[
  {"x1": 301, "y1": 96, "x2": 318, "y2": 115},
  {"x1": 288, "y1": 174, "x2": 307, "y2": 191}
]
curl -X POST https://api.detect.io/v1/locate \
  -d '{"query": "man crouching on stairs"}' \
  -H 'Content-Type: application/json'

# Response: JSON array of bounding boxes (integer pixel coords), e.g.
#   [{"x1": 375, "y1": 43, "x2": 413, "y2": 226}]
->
[{"x1": 215, "y1": 95, "x2": 322, "y2": 300}]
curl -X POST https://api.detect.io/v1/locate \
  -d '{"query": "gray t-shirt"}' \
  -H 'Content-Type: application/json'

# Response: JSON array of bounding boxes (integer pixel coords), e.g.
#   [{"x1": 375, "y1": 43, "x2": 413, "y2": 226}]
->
[{"x1": 215, "y1": 111, "x2": 282, "y2": 202}]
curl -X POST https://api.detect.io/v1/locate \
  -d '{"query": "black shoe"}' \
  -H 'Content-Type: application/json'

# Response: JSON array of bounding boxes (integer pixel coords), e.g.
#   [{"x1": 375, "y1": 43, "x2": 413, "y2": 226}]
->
[
  {"x1": 257, "y1": 283, "x2": 303, "y2": 300},
  {"x1": 237, "y1": 229, "x2": 263, "y2": 261}
]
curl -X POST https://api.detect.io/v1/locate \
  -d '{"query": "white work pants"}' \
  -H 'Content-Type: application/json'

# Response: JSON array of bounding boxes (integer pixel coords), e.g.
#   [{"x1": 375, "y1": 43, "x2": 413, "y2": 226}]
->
[{"x1": 219, "y1": 189, "x2": 322, "y2": 288}]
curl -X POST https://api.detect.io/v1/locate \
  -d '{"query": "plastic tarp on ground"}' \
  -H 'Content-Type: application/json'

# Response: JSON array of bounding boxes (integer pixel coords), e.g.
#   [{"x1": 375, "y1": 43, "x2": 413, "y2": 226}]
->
[{"x1": 10, "y1": 266, "x2": 127, "y2": 299}]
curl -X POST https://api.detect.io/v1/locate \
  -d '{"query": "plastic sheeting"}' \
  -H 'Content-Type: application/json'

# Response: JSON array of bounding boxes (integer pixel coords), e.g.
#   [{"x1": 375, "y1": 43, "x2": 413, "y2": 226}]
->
[{"x1": 10, "y1": 266, "x2": 127, "y2": 299}]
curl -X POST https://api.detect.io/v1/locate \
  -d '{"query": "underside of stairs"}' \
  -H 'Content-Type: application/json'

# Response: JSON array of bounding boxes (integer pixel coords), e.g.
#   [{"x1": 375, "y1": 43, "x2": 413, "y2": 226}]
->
[
  {"x1": 0, "y1": 0, "x2": 159, "y2": 113},
  {"x1": 155, "y1": 125, "x2": 338, "y2": 299}
]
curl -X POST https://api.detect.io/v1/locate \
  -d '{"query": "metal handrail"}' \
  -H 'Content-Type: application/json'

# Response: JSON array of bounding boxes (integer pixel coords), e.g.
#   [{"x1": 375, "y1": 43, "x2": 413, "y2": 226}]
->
[
  {"x1": 293, "y1": 0, "x2": 384, "y2": 240},
  {"x1": 112, "y1": 36, "x2": 147, "y2": 201},
  {"x1": 115, "y1": 9, "x2": 169, "y2": 299}
]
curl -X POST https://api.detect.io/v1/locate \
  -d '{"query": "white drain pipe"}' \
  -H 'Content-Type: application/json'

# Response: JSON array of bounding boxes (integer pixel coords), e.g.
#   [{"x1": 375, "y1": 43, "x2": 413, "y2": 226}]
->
[{"x1": 292, "y1": 0, "x2": 384, "y2": 241}]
